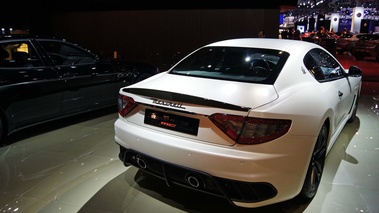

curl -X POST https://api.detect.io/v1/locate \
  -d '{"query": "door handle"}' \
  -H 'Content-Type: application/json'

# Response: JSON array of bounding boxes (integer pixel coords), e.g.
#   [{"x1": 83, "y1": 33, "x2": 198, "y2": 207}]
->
[{"x1": 338, "y1": 91, "x2": 343, "y2": 99}]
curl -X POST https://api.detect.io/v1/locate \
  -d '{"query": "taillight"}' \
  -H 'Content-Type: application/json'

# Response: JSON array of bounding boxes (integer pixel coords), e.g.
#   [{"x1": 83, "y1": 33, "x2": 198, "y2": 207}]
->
[
  {"x1": 209, "y1": 113, "x2": 291, "y2": 145},
  {"x1": 118, "y1": 94, "x2": 137, "y2": 117}
]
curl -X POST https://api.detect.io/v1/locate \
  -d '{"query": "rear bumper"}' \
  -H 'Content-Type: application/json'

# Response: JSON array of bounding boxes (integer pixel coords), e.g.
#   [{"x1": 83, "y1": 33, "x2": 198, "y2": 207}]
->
[
  {"x1": 118, "y1": 147, "x2": 277, "y2": 205},
  {"x1": 114, "y1": 118, "x2": 316, "y2": 207}
]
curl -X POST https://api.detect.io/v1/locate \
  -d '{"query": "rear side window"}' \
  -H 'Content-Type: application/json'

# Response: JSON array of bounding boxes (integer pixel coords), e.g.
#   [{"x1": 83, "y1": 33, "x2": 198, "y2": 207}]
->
[
  {"x1": 170, "y1": 47, "x2": 289, "y2": 84},
  {"x1": 303, "y1": 48, "x2": 346, "y2": 81},
  {"x1": 0, "y1": 41, "x2": 42, "y2": 68}
]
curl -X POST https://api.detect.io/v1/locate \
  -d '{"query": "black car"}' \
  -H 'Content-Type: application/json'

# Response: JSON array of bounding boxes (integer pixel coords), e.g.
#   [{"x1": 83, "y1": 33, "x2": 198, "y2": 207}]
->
[
  {"x1": 336, "y1": 33, "x2": 364, "y2": 55},
  {"x1": 351, "y1": 33, "x2": 379, "y2": 61},
  {"x1": 0, "y1": 34, "x2": 159, "y2": 145}
]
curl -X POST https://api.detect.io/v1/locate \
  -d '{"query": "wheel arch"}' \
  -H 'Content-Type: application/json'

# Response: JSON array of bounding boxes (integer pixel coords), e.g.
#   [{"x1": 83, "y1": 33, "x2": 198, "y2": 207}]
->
[{"x1": 323, "y1": 117, "x2": 331, "y2": 147}]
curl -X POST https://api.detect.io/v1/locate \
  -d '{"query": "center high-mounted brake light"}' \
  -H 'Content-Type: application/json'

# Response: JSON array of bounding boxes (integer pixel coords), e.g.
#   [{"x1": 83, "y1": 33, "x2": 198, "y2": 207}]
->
[
  {"x1": 209, "y1": 113, "x2": 291, "y2": 145},
  {"x1": 118, "y1": 94, "x2": 137, "y2": 117}
]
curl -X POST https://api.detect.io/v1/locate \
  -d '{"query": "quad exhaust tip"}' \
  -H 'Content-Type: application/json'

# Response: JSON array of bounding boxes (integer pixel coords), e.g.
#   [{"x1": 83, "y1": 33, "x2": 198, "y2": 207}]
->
[
  {"x1": 186, "y1": 173, "x2": 203, "y2": 188},
  {"x1": 136, "y1": 155, "x2": 147, "y2": 169}
]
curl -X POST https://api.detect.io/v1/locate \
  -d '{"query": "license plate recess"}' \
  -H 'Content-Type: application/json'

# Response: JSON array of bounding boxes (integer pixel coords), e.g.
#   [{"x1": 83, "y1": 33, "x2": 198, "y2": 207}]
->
[{"x1": 144, "y1": 109, "x2": 199, "y2": 135}]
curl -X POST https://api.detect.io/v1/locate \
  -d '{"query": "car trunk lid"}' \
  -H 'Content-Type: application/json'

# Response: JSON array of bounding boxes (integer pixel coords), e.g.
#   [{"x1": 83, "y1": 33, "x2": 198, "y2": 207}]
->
[{"x1": 119, "y1": 73, "x2": 279, "y2": 146}]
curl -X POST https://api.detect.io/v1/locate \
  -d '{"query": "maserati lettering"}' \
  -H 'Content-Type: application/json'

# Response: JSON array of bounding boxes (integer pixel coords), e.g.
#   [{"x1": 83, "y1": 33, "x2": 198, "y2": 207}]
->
[{"x1": 151, "y1": 98, "x2": 185, "y2": 109}]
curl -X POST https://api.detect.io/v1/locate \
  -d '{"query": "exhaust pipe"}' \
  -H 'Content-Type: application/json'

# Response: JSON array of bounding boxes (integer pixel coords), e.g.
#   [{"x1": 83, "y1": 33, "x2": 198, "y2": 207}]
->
[
  {"x1": 185, "y1": 173, "x2": 203, "y2": 188},
  {"x1": 136, "y1": 155, "x2": 147, "y2": 169}
]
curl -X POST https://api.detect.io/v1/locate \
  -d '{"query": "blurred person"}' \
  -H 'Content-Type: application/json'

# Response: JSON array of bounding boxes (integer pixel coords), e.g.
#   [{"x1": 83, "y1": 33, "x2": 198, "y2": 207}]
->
[
  {"x1": 281, "y1": 28, "x2": 289, "y2": 39},
  {"x1": 288, "y1": 27, "x2": 294, "y2": 40},
  {"x1": 293, "y1": 29, "x2": 302, "y2": 40},
  {"x1": 258, "y1": 30, "x2": 265, "y2": 38},
  {"x1": 317, "y1": 26, "x2": 328, "y2": 38},
  {"x1": 342, "y1": 28, "x2": 350, "y2": 37}
]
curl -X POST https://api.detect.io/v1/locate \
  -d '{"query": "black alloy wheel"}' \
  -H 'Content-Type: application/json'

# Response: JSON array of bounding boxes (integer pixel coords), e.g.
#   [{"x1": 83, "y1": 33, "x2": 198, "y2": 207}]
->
[{"x1": 299, "y1": 124, "x2": 328, "y2": 199}]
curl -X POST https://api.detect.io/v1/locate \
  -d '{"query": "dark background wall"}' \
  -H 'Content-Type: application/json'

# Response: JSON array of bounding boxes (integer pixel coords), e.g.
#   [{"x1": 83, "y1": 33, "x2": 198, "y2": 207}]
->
[
  {"x1": 51, "y1": 9, "x2": 280, "y2": 69},
  {"x1": 2, "y1": 0, "x2": 296, "y2": 70}
]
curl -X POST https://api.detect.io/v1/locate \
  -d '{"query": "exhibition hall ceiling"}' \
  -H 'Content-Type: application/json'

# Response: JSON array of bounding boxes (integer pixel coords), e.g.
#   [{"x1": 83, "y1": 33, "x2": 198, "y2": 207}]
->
[{"x1": 284, "y1": 0, "x2": 379, "y2": 17}]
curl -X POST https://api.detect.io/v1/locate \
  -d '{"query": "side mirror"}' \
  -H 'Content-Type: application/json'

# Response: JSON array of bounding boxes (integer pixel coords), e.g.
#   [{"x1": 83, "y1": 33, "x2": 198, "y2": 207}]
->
[{"x1": 348, "y1": 65, "x2": 362, "y2": 77}]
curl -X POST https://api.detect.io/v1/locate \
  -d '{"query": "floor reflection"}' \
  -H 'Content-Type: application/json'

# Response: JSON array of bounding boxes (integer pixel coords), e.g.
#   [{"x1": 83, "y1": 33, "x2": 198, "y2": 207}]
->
[{"x1": 79, "y1": 166, "x2": 310, "y2": 213}]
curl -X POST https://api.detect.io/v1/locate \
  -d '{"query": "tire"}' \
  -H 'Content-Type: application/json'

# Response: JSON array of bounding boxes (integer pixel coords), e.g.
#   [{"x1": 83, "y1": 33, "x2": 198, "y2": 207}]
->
[
  {"x1": 299, "y1": 124, "x2": 328, "y2": 199},
  {"x1": 348, "y1": 98, "x2": 358, "y2": 123}
]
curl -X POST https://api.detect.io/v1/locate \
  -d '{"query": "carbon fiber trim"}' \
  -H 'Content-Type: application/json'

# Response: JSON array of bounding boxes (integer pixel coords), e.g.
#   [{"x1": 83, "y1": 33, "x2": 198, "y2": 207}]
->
[{"x1": 122, "y1": 88, "x2": 250, "y2": 112}]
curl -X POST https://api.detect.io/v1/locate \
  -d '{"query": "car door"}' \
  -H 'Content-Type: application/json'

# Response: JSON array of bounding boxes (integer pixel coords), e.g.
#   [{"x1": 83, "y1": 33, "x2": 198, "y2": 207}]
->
[
  {"x1": 37, "y1": 39, "x2": 118, "y2": 113},
  {"x1": 318, "y1": 52, "x2": 354, "y2": 126},
  {"x1": 0, "y1": 39, "x2": 62, "y2": 130},
  {"x1": 304, "y1": 48, "x2": 353, "y2": 128},
  {"x1": 328, "y1": 71, "x2": 353, "y2": 126}
]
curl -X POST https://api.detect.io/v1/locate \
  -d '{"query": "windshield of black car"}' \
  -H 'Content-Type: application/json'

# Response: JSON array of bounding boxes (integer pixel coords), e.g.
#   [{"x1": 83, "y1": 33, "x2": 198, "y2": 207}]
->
[
  {"x1": 38, "y1": 40, "x2": 96, "y2": 66},
  {"x1": 170, "y1": 47, "x2": 289, "y2": 84},
  {"x1": 358, "y1": 34, "x2": 379, "y2": 41}
]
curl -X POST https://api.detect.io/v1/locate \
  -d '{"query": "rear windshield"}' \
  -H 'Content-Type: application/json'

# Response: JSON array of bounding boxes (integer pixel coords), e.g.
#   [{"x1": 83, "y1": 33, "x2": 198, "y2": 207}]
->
[{"x1": 170, "y1": 47, "x2": 289, "y2": 84}]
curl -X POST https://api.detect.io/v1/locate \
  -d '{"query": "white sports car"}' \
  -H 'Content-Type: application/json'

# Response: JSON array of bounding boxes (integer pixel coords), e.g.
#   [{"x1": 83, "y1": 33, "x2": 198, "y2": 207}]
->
[{"x1": 114, "y1": 38, "x2": 362, "y2": 208}]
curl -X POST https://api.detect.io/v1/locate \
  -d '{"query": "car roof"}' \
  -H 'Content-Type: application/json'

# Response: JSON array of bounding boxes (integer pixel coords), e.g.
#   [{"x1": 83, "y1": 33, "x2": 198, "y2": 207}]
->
[
  {"x1": 0, "y1": 34, "x2": 66, "y2": 42},
  {"x1": 0, "y1": 34, "x2": 92, "y2": 53},
  {"x1": 206, "y1": 38, "x2": 320, "y2": 53}
]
